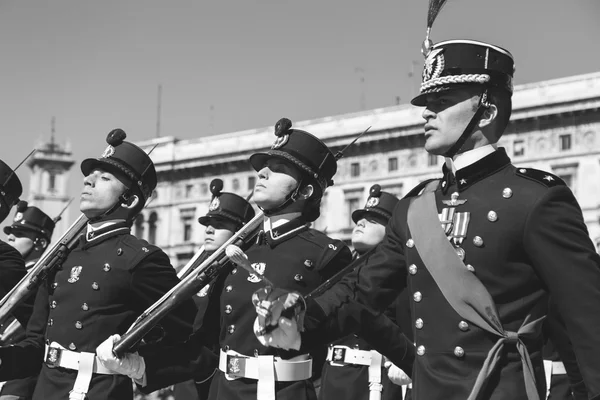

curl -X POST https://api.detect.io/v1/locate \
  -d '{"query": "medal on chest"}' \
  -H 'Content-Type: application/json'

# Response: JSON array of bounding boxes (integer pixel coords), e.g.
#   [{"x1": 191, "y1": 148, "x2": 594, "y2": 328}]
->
[{"x1": 439, "y1": 192, "x2": 471, "y2": 261}]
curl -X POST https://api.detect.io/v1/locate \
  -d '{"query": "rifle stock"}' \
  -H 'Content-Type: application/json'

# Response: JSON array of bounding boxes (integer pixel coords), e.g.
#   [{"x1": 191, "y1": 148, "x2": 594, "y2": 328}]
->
[
  {"x1": 0, "y1": 214, "x2": 88, "y2": 327},
  {"x1": 113, "y1": 211, "x2": 264, "y2": 357}
]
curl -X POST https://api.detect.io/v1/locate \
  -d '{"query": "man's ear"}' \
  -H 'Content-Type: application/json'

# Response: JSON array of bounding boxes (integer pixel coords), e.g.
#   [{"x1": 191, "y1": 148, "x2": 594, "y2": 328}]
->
[
  {"x1": 479, "y1": 102, "x2": 498, "y2": 129},
  {"x1": 299, "y1": 185, "x2": 314, "y2": 200},
  {"x1": 121, "y1": 194, "x2": 140, "y2": 210}
]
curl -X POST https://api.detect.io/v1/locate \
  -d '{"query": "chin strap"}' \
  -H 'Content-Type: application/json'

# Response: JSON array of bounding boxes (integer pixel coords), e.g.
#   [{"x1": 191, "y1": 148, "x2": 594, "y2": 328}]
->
[
  {"x1": 89, "y1": 190, "x2": 134, "y2": 223},
  {"x1": 443, "y1": 90, "x2": 491, "y2": 159},
  {"x1": 259, "y1": 178, "x2": 305, "y2": 217}
]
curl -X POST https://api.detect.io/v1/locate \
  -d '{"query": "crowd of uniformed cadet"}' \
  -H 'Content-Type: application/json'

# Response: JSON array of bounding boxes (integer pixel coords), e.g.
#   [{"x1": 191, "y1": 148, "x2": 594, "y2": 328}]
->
[{"x1": 0, "y1": 2, "x2": 599, "y2": 400}]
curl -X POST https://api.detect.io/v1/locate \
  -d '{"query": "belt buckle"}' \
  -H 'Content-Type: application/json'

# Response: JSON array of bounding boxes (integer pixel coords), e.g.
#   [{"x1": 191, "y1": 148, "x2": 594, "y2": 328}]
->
[
  {"x1": 226, "y1": 354, "x2": 246, "y2": 376},
  {"x1": 331, "y1": 346, "x2": 347, "y2": 363},
  {"x1": 45, "y1": 346, "x2": 62, "y2": 369}
]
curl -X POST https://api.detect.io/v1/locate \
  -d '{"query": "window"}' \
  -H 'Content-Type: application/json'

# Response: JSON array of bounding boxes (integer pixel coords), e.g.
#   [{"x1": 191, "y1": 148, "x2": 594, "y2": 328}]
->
[
  {"x1": 344, "y1": 189, "x2": 364, "y2": 228},
  {"x1": 200, "y1": 183, "x2": 208, "y2": 196},
  {"x1": 514, "y1": 139, "x2": 525, "y2": 157},
  {"x1": 183, "y1": 217, "x2": 193, "y2": 242},
  {"x1": 388, "y1": 157, "x2": 398, "y2": 172},
  {"x1": 427, "y1": 154, "x2": 439, "y2": 167},
  {"x1": 350, "y1": 163, "x2": 360, "y2": 178},
  {"x1": 559, "y1": 134, "x2": 572, "y2": 151},
  {"x1": 48, "y1": 172, "x2": 56, "y2": 191},
  {"x1": 185, "y1": 184, "x2": 194, "y2": 198},
  {"x1": 552, "y1": 163, "x2": 578, "y2": 193},
  {"x1": 382, "y1": 184, "x2": 403, "y2": 198},
  {"x1": 232, "y1": 178, "x2": 240, "y2": 191},
  {"x1": 148, "y1": 212, "x2": 158, "y2": 244},
  {"x1": 134, "y1": 214, "x2": 145, "y2": 240},
  {"x1": 248, "y1": 176, "x2": 256, "y2": 191}
]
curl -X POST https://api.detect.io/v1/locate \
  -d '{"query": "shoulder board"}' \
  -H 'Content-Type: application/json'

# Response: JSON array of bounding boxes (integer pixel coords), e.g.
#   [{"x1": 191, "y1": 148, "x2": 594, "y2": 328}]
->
[
  {"x1": 119, "y1": 235, "x2": 162, "y2": 266},
  {"x1": 299, "y1": 229, "x2": 349, "y2": 269},
  {"x1": 403, "y1": 178, "x2": 440, "y2": 199},
  {"x1": 515, "y1": 167, "x2": 565, "y2": 188}
]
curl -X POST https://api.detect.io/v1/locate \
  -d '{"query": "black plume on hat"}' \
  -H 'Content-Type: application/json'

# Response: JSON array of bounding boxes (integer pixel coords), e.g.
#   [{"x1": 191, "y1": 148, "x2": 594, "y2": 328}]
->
[
  {"x1": 352, "y1": 184, "x2": 399, "y2": 224},
  {"x1": 274, "y1": 118, "x2": 292, "y2": 137},
  {"x1": 16, "y1": 200, "x2": 28, "y2": 213},
  {"x1": 370, "y1": 184, "x2": 381, "y2": 198},
  {"x1": 106, "y1": 129, "x2": 127, "y2": 146},
  {"x1": 210, "y1": 179, "x2": 224, "y2": 196}
]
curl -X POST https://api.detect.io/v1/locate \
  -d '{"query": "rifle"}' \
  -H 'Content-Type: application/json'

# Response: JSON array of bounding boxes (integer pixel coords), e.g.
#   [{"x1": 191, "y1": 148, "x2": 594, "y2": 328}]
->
[
  {"x1": 0, "y1": 214, "x2": 88, "y2": 326},
  {"x1": 113, "y1": 211, "x2": 264, "y2": 357}
]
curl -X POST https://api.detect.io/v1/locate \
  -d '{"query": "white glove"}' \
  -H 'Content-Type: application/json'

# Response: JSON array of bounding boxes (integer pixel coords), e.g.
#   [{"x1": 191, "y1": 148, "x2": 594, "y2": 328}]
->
[
  {"x1": 253, "y1": 289, "x2": 302, "y2": 350},
  {"x1": 384, "y1": 359, "x2": 411, "y2": 386},
  {"x1": 96, "y1": 334, "x2": 146, "y2": 380}
]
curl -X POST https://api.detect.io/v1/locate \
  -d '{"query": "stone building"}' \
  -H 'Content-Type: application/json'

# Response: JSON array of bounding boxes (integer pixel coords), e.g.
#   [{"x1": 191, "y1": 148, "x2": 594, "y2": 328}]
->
[{"x1": 135, "y1": 71, "x2": 600, "y2": 267}]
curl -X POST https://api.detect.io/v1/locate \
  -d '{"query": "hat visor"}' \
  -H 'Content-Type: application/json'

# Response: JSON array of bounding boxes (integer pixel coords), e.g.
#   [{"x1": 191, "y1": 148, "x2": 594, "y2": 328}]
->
[
  {"x1": 411, "y1": 85, "x2": 455, "y2": 106},
  {"x1": 81, "y1": 158, "x2": 133, "y2": 187},
  {"x1": 198, "y1": 213, "x2": 241, "y2": 227},
  {"x1": 352, "y1": 209, "x2": 390, "y2": 224},
  {"x1": 249, "y1": 153, "x2": 269, "y2": 172},
  {"x1": 3, "y1": 224, "x2": 42, "y2": 237}
]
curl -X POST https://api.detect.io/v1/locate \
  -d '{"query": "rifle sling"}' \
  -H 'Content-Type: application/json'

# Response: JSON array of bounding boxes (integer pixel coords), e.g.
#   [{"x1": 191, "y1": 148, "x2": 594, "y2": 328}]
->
[{"x1": 406, "y1": 181, "x2": 543, "y2": 400}]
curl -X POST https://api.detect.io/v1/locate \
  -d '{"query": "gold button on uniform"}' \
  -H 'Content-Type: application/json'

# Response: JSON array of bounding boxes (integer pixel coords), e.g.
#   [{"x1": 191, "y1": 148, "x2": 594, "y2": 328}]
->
[
  {"x1": 92, "y1": 282, "x2": 99, "y2": 290},
  {"x1": 466, "y1": 264, "x2": 475, "y2": 272},
  {"x1": 416, "y1": 345, "x2": 426, "y2": 356},
  {"x1": 225, "y1": 305, "x2": 232, "y2": 314},
  {"x1": 415, "y1": 318, "x2": 424, "y2": 329},
  {"x1": 502, "y1": 188, "x2": 513, "y2": 198},
  {"x1": 225, "y1": 285, "x2": 233, "y2": 293},
  {"x1": 117, "y1": 248, "x2": 123, "y2": 256},
  {"x1": 458, "y1": 321, "x2": 469, "y2": 331},
  {"x1": 75, "y1": 321, "x2": 83, "y2": 329},
  {"x1": 48, "y1": 319, "x2": 53, "y2": 326},
  {"x1": 82, "y1": 303, "x2": 89, "y2": 311},
  {"x1": 304, "y1": 260, "x2": 314, "y2": 269},
  {"x1": 487, "y1": 211, "x2": 498, "y2": 222},
  {"x1": 231, "y1": 268, "x2": 237, "y2": 275},
  {"x1": 408, "y1": 264, "x2": 417, "y2": 275},
  {"x1": 103, "y1": 263, "x2": 111, "y2": 272},
  {"x1": 69, "y1": 343, "x2": 77, "y2": 350},
  {"x1": 294, "y1": 274, "x2": 303, "y2": 282},
  {"x1": 454, "y1": 346, "x2": 465, "y2": 358},
  {"x1": 50, "y1": 301, "x2": 57, "y2": 309},
  {"x1": 406, "y1": 239, "x2": 414, "y2": 248},
  {"x1": 473, "y1": 236, "x2": 484, "y2": 247},
  {"x1": 413, "y1": 292, "x2": 422, "y2": 302},
  {"x1": 52, "y1": 282, "x2": 58, "y2": 289},
  {"x1": 227, "y1": 325, "x2": 235, "y2": 334}
]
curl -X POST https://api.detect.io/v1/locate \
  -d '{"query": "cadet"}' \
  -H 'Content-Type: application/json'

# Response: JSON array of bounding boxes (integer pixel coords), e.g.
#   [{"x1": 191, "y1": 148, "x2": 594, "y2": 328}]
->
[
  {"x1": 173, "y1": 179, "x2": 255, "y2": 400},
  {"x1": 97, "y1": 118, "x2": 353, "y2": 400},
  {"x1": 254, "y1": 12, "x2": 600, "y2": 400},
  {"x1": 0, "y1": 130, "x2": 196, "y2": 400},
  {"x1": 2, "y1": 201, "x2": 56, "y2": 400},
  {"x1": 319, "y1": 184, "x2": 410, "y2": 400}
]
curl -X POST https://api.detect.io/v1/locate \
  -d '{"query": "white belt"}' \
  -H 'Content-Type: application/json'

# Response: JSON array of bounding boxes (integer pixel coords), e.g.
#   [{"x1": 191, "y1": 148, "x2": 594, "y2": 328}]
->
[
  {"x1": 326, "y1": 346, "x2": 384, "y2": 400},
  {"x1": 543, "y1": 360, "x2": 567, "y2": 400},
  {"x1": 44, "y1": 342, "x2": 120, "y2": 400},
  {"x1": 218, "y1": 349, "x2": 312, "y2": 400}
]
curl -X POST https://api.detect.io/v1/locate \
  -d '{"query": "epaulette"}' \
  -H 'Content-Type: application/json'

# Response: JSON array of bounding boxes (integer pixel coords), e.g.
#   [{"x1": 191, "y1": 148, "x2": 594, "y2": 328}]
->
[
  {"x1": 515, "y1": 167, "x2": 565, "y2": 188},
  {"x1": 119, "y1": 235, "x2": 162, "y2": 267},
  {"x1": 403, "y1": 178, "x2": 440, "y2": 199},
  {"x1": 300, "y1": 229, "x2": 348, "y2": 270}
]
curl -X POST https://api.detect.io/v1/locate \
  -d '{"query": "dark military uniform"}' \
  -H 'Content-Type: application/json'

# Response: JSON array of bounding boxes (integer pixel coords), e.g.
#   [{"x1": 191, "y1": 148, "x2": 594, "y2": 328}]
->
[
  {"x1": 319, "y1": 187, "x2": 409, "y2": 400},
  {"x1": 0, "y1": 222, "x2": 196, "y2": 400},
  {"x1": 0, "y1": 240, "x2": 28, "y2": 327},
  {"x1": 142, "y1": 220, "x2": 352, "y2": 400},
  {"x1": 303, "y1": 148, "x2": 600, "y2": 400}
]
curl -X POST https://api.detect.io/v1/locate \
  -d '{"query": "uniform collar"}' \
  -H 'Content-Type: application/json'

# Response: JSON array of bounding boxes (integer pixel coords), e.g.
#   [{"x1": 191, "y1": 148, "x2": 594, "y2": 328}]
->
[
  {"x1": 441, "y1": 147, "x2": 511, "y2": 192},
  {"x1": 258, "y1": 212, "x2": 308, "y2": 248},
  {"x1": 81, "y1": 219, "x2": 130, "y2": 248},
  {"x1": 445, "y1": 144, "x2": 498, "y2": 174}
]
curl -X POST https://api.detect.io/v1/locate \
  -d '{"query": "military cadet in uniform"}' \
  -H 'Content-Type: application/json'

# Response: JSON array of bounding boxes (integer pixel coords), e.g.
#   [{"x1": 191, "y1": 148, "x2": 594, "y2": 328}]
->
[
  {"x1": 319, "y1": 184, "x2": 410, "y2": 400},
  {"x1": 97, "y1": 118, "x2": 353, "y2": 400},
  {"x1": 1, "y1": 202, "x2": 56, "y2": 400},
  {"x1": 0, "y1": 160, "x2": 29, "y2": 330},
  {"x1": 253, "y1": 18, "x2": 600, "y2": 400},
  {"x1": 0, "y1": 130, "x2": 197, "y2": 400},
  {"x1": 173, "y1": 179, "x2": 255, "y2": 400}
]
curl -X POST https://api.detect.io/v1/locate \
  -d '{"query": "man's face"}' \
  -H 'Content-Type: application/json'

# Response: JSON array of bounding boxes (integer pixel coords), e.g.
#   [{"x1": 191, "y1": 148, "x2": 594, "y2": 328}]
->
[
  {"x1": 6, "y1": 231, "x2": 34, "y2": 257},
  {"x1": 80, "y1": 168, "x2": 128, "y2": 218},
  {"x1": 203, "y1": 218, "x2": 238, "y2": 252},
  {"x1": 253, "y1": 158, "x2": 302, "y2": 210},
  {"x1": 421, "y1": 88, "x2": 480, "y2": 156},
  {"x1": 352, "y1": 216, "x2": 387, "y2": 254}
]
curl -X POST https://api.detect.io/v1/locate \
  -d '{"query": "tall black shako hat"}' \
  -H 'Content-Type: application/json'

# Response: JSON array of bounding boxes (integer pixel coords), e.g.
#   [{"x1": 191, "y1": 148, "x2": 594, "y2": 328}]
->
[
  {"x1": 249, "y1": 118, "x2": 337, "y2": 199},
  {"x1": 198, "y1": 179, "x2": 255, "y2": 228},
  {"x1": 4, "y1": 201, "x2": 55, "y2": 241},
  {"x1": 0, "y1": 159, "x2": 23, "y2": 224},
  {"x1": 411, "y1": 0, "x2": 515, "y2": 158},
  {"x1": 80, "y1": 129, "x2": 157, "y2": 203},
  {"x1": 352, "y1": 185, "x2": 399, "y2": 224}
]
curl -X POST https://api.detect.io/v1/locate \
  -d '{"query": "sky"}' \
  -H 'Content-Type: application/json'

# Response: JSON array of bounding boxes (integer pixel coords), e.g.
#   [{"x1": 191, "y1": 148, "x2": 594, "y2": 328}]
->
[{"x1": 1, "y1": 0, "x2": 599, "y2": 218}]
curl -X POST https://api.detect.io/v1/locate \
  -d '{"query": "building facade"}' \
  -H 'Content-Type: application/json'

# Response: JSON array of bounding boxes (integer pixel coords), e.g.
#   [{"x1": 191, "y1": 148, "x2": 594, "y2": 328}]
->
[{"x1": 135, "y1": 72, "x2": 600, "y2": 267}]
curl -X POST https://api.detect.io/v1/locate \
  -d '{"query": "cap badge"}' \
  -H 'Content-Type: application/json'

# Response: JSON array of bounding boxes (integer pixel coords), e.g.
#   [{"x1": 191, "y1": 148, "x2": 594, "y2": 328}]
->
[
  {"x1": 365, "y1": 197, "x2": 380, "y2": 208},
  {"x1": 247, "y1": 262, "x2": 266, "y2": 283},
  {"x1": 14, "y1": 212, "x2": 23, "y2": 222},
  {"x1": 271, "y1": 134, "x2": 290, "y2": 150},
  {"x1": 208, "y1": 197, "x2": 220, "y2": 211},
  {"x1": 68, "y1": 266, "x2": 83, "y2": 284},
  {"x1": 101, "y1": 145, "x2": 115, "y2": 158},
  {"x1": 423, "y1": 48, "x2": 445, "y2": 83}
]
